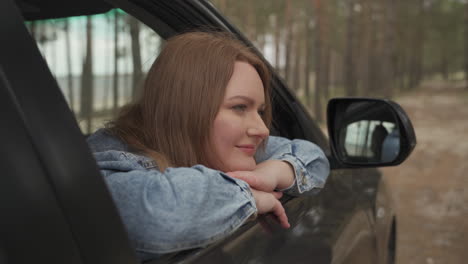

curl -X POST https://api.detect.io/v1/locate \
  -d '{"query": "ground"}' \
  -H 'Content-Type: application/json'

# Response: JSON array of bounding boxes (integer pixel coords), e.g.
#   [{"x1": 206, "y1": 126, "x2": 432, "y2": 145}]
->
[{"x1": 381, "y1": 80, "x2": 468, "y2": 264}]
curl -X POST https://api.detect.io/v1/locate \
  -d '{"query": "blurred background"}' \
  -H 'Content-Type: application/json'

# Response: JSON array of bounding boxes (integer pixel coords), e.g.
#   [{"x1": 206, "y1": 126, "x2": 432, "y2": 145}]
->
[
  {"x1": 211, "y1": 1, "x2": 468, "y2": 263},
  {"x1": 27, "y1": 0, "x2": 467, "y2": 263}
]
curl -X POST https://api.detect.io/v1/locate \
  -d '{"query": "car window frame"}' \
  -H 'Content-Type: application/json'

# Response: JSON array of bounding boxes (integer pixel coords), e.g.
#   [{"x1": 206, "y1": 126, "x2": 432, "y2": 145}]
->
[{"x1": 12, "y1": 0, "x2": 332, "y2": 263}]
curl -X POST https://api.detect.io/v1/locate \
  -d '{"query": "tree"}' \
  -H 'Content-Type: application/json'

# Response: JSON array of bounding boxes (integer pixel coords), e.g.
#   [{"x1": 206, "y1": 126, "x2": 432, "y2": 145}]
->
[
  {"x1": 80, "y1": 16, "x2": 94, "y2": 134},
  {"x1": 292, "y1": 23, "x2": 302, "y2": 91},
  {"x1": 128, "y1": 16, "x2": 143, "y2": 99},
  {"x1": 304, "y1": 13, "x2": 312, "y2": 108},
  {"x1": 64, "y1": 20, "x2": 75, "y2": 111},
  {"x1": 465, "y1": 1, "x2": 468, "y2": 86},
  {"x1": 104, "y1": 13, "x2": 113, "y2": 110},
  {"x1": 344, "y1": 0, "x2": 357, "y2": 96},
  {"x1": 113, "y1": 11, "x2": 120, "y2": 114},
  {"x1": 312, "y1": 0, "x2": 327, "y2": 122},
  {"x1": 408, "y1": 0, "x2": 425, "y2": 89},
  {"x1": 274, "y1": 13, "x2": 282, "y2": 71},
  {"x1": 283, "y1": 0, "x2": 293, "y2": 84},
  {"x1": 207, "y1": 0, "x2": 465, "y2": 107}
]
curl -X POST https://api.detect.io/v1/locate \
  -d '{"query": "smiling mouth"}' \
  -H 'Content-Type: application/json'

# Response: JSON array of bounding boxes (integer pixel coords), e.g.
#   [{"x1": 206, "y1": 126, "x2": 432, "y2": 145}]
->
[{"x1": 236, "y1": 145, "x2": 256, "y2": 155}]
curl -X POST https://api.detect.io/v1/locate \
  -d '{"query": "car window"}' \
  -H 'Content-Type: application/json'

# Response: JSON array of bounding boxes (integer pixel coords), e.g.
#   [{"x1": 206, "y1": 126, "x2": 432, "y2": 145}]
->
[{"x1": 25, "y1": 10, "x2": 164, "y2": 134}]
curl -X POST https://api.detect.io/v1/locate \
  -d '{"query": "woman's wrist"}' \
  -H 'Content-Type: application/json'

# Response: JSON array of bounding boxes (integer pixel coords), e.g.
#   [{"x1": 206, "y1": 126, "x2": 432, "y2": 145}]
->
[{"x1": 275, "y1": 160, "x2": 295, "y2": 190}]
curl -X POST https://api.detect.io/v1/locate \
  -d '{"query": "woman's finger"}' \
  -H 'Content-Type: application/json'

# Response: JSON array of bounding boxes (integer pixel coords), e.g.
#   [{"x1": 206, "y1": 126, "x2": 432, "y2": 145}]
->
[
  {"x1": 272, "y1": 191, "x2": 283, "y2": 199},
  {"x1": 250, "y1": 189, "x2": 290, "y2": 229},
  {"x1": 273, "y1": 201, "x2": 290, "y2": 229}
]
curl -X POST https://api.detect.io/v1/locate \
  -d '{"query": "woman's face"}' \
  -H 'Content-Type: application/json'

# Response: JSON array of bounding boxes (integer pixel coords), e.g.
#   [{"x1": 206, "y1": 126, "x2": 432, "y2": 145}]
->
[{"x1": 207, "y1": 61, "x2": 270, "y2": 172}]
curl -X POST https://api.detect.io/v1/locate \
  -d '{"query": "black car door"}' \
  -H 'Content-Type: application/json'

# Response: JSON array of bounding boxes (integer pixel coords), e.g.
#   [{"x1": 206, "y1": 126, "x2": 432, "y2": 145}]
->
[{"x1": 0, "y1": 0, "x2": 140, "y2": 263}]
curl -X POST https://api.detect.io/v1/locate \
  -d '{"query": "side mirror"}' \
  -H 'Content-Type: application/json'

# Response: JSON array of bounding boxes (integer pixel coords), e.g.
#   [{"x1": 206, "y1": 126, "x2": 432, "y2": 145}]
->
[{"x1": 327, "y1": 98, "x2": 416, "y2": 169}]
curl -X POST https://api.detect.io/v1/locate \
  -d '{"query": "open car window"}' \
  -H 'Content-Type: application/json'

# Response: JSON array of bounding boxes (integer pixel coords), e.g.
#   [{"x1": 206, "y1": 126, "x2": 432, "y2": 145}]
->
[{"x1": 25, "y1": 10, "x2": 165, "y2": 134}]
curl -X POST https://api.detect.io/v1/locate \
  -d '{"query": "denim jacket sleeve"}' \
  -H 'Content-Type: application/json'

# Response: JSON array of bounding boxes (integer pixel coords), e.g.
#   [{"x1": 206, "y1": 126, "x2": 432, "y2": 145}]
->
[
  {"x1": 255, "y1": 136, "x2": 330, "y2": 196},
  {"x1": 92, "y1": 150, "x2": 256, "y2": 258},
  {"x1": 88, "y1": 130, "x2": 328, "y2": 260}
]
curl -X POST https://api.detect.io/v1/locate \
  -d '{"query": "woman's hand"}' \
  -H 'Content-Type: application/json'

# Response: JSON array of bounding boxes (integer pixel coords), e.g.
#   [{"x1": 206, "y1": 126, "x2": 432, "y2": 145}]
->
[
  {"x1": 250, "y1": 188, "x2": 290, "y2": 228},
  {"x1": 227, "y1": 160, "x2": 295, "y2": 229},
  {"x1": 227, "y1": 160, "x2": 295, "y2": 192}
]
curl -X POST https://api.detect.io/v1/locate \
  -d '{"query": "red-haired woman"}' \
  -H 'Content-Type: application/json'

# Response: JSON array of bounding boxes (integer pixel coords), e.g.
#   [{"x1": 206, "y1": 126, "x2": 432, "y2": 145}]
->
[{"x1": 87, "y1": 31, "x2": 329, "y2": 261}]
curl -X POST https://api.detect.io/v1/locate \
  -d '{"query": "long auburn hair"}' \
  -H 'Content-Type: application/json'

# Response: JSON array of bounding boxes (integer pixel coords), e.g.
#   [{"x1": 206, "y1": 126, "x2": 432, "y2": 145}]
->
[{"x1": 107, "y1": 31, "x2": 272, "y2": 171}]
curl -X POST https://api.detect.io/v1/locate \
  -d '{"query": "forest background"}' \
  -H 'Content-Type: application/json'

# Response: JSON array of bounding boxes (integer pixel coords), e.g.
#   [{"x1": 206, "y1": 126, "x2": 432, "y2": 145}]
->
[
  {"x1": 27, "y1": 0, "x2": 468, "y2": 130},
  {"x1": 209, "y1": 1, "x2": 465, "y2": 263},
  {"x1": 212, "y1": 0, "x2": 467, "y2": 123}
]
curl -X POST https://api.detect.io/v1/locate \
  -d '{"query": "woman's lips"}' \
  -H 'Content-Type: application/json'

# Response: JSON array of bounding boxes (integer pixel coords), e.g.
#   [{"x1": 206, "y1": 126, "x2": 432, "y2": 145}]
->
[{"x1": 236, "y1": 145, "x2": 256, "y2": 155}]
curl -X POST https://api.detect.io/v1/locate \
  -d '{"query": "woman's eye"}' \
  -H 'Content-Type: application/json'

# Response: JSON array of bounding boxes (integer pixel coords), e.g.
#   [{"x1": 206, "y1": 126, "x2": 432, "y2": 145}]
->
[
  {"x1": 232, "y1": 104, "x2": 247, "y2": 112},
  {"x1": 258, "y1": 109, "x2": 265, "y2": 117}
]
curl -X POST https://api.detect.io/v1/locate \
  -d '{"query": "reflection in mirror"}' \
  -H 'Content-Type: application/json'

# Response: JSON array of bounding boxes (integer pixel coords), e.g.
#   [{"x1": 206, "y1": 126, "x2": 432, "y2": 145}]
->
[
  {"x1": 344, "y1": 121, "x2": 400, "y2": 163},
  {"x1": 337, "y1": 101, "x2": 401, "y2": 164}
]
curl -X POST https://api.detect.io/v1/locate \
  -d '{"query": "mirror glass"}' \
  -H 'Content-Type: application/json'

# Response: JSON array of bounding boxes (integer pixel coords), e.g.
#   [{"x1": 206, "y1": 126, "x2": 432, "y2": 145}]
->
[{"x1": 336, "y1": 101, "x2": 401, "y2": 164}]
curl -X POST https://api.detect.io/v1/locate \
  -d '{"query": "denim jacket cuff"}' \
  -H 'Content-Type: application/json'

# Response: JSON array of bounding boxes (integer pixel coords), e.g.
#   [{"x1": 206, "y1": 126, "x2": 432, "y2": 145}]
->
[
  {"x1": 225, "y1": 173, "x2": 258, "y2": 212},
  {"x1": 277, "y1": 153, "x2": 314, "y2": 195}
]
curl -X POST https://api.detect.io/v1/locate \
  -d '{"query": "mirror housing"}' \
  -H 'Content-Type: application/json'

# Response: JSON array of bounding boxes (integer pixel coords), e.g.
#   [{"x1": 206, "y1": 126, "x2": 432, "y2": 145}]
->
[{"x1": 327, "y1": 98, "x2": 416, "y2": 169}]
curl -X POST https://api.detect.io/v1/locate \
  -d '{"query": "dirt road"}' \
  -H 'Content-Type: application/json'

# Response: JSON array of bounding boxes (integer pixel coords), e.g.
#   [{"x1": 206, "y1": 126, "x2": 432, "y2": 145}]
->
[{"x1": 381, "y1": 80, "x2": 468, "y2": 264}]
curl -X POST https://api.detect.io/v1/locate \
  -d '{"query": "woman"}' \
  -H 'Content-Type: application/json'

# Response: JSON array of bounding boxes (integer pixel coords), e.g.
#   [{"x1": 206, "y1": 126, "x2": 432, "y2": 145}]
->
[{"x1": 87, "y1": 31, "x2": 329, "y2": 260}]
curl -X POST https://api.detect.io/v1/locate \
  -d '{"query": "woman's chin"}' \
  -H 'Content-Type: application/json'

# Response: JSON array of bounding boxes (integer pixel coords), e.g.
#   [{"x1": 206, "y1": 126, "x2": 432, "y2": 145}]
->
[
  {"x1": 208, "y1": 157, "x2": 257, "y2": 172},
  {"x1": 226, "y1": 160, "x2": 257, "y2": 172}
]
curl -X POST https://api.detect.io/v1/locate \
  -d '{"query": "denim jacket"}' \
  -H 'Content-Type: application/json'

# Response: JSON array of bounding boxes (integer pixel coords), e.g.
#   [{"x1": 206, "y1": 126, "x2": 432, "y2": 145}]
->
[{"x1": 86, "y1": 129, "x2": 330, "y2": 260}]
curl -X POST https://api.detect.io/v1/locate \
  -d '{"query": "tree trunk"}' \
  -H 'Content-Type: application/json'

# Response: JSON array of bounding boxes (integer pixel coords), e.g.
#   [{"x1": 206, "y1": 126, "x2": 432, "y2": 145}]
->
[
  {"x1": 284, "y1": 0, "x2": 293, "y2": 85},
  {"x1": 113, "y1": 11, "x2": 120, "y2": 114},
  {"x1": 304, "y1": 18, "x2": 312, "y2": 108},
  {"x1": 105, "y1": 14, "x2": 112, "y2": 110},
  {"x1": 129, "y1": 16, "x2": 143, "y2": 100},
  {"x1": 323, "y1": 44, "x2": 331, "y2": 100},
  {"x1": 50, "y1": 26, "x2": 57, "y2": 78},
  {"x1": 244, "y1": 1, "x2": 256, "y2": 40},
  {"x1": 312, "y1": 0, "x2": 324, "y2": 123},
  {"x1": 321, "y1": 2, "x2": 330, "y2": 102},
  {"x1": 292, "y1": 25, "x2": 302, "y2": 91},
  {"x1": 465, "y1": 1, "x2": 468, "y2": 87},
  {"x1": 381, "y1": 0, "x2": 397, "y2": 97},
  {"x1": 217, "y1": 0, "x2": 227, "y2": 11},
  {"x1": 409, "y1": 0, "x2": 425, "y2": 89},
  {"x1": 274, "y1": 14, "x2": 281, "y2": 71},
  {"x1": 344, "y1": 0, "x2": 357, "y2": 96},
  {"x1": 257, "y1": 34, "x2": 266, "y2": 55},
  {"x1": 64, "y1": 20, "x2": 74, "y2": 112},
  {"x1": 80, "y1": 16, "x2": 94, "y2": 134},
  {"x1": 440, "y1": 43, "x2": 449, "y2": 81},
  {"x1": 368, "y1": 1, "x2": 382, "y2": 96}
]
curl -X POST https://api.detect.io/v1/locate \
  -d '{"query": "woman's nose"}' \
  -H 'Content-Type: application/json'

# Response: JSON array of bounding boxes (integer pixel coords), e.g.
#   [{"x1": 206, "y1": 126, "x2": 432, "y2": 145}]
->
[{"x1": 247, "y1": 116, "x2": 269, "y2": 139}]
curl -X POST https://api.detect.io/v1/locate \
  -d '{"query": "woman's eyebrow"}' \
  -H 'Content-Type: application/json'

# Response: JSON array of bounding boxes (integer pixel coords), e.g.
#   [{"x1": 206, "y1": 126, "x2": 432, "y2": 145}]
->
[
  {"x1": 227, "y1": 96, "x2": 265, "y2": 107},
  {"x1": 227, "y1": 95, "x2": 254, "y2": 103},
  {"x1": 228, "y1": 95, "x2": 254, "y2": 102}
]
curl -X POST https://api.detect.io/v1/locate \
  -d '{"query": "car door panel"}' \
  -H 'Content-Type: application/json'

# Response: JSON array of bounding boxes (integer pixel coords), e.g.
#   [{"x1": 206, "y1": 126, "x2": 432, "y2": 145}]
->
[
  {"x1": 2, "y1": 0, "x2": 139, "y2": 263},
  {"x1": 0, "y1": 64, "x2": 84, "y2": 264},
  {"x1": 147, "y1": 170, "x2": 379, "y2": 264}
]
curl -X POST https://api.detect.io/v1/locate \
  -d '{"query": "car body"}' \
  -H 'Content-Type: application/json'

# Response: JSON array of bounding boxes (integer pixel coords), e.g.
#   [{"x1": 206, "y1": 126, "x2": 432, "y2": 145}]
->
[{"x1": 0, "y1": 0, "x2": 415, "y2": 263}]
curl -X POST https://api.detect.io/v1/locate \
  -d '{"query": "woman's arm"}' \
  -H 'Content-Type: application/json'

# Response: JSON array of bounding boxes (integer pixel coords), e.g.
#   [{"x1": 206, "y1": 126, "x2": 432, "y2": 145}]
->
[
  {"x1": 100, "y1": 164, "x2": 253, "y2": 255},
  {"x1": 93, "y1": 150, "x2": 288, "y2": 260},
  {"x1": 228, "y1": 136, "x2": 330, "y2": 196}
]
